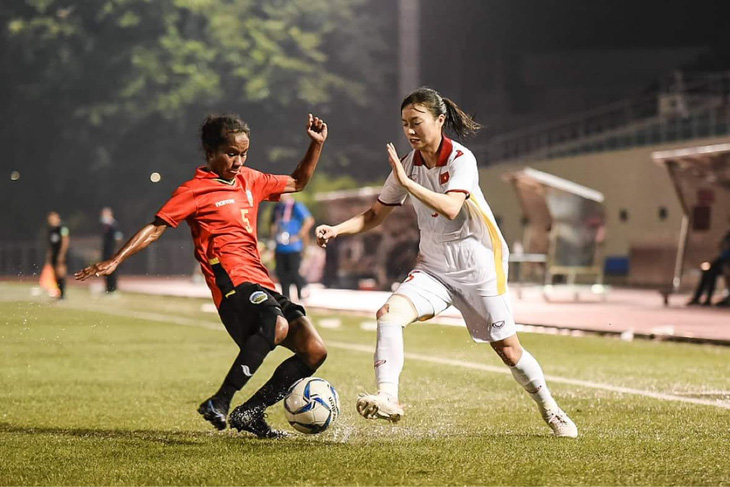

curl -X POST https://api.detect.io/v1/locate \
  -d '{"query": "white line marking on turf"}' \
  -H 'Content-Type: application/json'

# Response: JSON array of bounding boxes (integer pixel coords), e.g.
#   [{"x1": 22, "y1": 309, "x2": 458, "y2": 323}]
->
[
  {"x1": 67, "y1": 304, "x2": 224, "y2": 330},
  {"x1": 64, "y1": 303, "x2": 730, "y2": 410},
  {"x1": 325, "y1": 341, "x2": 730, "y2": 410}
]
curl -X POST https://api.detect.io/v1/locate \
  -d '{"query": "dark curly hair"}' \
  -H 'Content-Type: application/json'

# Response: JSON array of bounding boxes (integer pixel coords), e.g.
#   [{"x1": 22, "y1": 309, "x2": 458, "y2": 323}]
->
[
  {"x1": 400, "y1": 87, "x2": 482, "y2": 139},
  {"x1": 200, "y1": 114, "x2": 250, "y2": 155}
]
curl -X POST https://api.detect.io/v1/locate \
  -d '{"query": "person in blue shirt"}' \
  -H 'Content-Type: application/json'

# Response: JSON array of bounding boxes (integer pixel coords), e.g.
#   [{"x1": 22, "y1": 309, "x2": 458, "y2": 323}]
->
[{"x1": 270, "y1": 194, "x2": 314, "y2": 300}]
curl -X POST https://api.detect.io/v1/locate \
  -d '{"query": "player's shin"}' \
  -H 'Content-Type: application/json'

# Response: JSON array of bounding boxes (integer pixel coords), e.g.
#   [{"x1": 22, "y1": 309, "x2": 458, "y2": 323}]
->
[
  {"x1": 200, "y1": 331, "x2": 277, "y2": 429},
  {"x1": 217, "y1": 333, "x2": 274, "y2": 404},
  {"x1": 374, "y1": 302, "x2": 411, "y2": 400},
  {"x1": 508, "y1": 349, "x2": 557, "y2": 412},
  {"x1": 374, "y1": 323, "x2": 404, "y2": 399},
  {"x1": 241, "y1": 355, "x2": 316, "y2": 411}
]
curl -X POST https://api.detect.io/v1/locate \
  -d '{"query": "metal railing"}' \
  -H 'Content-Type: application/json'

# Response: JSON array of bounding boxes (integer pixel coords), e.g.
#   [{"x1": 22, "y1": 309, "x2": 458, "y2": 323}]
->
[{"x1": 473, "y1": 71, "x2": 730, "y2": 164}]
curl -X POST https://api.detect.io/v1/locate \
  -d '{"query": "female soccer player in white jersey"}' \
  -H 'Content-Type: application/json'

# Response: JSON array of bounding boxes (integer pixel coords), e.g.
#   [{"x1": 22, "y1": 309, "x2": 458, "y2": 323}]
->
[{"x1": 315, "y1": 87, "x2": 578, "y2": 437}]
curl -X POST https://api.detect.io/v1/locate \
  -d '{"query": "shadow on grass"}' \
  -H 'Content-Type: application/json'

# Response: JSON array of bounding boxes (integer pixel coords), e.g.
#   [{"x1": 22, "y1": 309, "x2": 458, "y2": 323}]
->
[
  {"x1": 0, "y1": 421, "x2": 382, "y2": 448},
  {"x1": 0, "y1": 422, "x2": 255, "y2": 446},
  {"x1": 0, "y1": 421, "x2": 555, "y2": 450}
]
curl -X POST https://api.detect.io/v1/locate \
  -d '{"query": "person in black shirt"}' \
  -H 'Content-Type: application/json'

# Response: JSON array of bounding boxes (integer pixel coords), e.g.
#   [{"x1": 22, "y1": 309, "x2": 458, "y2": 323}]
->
[
  {"x1": 100, "y1": 207, "x2": 123, "y2": 294},
  {"x1": 46, "y1": 211, "x2": 69, "y2": 299},
  {"x1": 688, "y1": 230, "x2": 730, "y2": 306}
]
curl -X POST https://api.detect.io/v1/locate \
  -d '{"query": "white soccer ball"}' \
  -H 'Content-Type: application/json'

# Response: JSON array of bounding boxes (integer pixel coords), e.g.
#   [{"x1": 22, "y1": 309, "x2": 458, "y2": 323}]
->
[{"x1": 283, "y1": 377, "x2": 340, "y2": 434}]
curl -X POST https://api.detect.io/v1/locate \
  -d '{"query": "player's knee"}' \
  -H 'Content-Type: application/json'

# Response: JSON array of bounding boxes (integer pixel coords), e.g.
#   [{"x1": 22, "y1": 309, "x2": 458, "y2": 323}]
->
[
  {"x1": 376, "y1": 304, "x2": 389, "y2": 320},
  {"x1": 273, "y1": 315, "x2": 289, "y2": 345},
  {"x1": 256, "y1": 308, "x2": 287, "y2": 349},
  {"x1": 377, "y1": 295, "x2": 416, "y2": 327},
  {"x1": 287, "y1": 316, "x2": 327, "y2": 369},
  {"x1": 491, "y1": 341, "x2": 522, "y2": 366},
  {"x1": 305, "y1": 337, "x2": 328, "y2": 370}
]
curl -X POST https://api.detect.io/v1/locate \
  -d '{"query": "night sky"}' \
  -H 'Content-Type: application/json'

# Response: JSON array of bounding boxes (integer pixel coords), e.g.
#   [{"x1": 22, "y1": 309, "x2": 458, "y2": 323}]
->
[{"x1": 419, "y1": 0, "x2": 730, "y2": 135}]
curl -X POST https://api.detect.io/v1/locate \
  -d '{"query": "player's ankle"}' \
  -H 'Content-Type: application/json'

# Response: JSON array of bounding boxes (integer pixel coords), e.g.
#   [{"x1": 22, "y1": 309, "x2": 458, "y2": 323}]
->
[
  {"x1": 539, "y1": 399, "x2": 559, "y2": 414},
  {"x1": 377, "y1": 383, "x2": 399, "y2": 401},
  {"x1": 215, "y1": 384, "x2": 238, "y2": 404}
]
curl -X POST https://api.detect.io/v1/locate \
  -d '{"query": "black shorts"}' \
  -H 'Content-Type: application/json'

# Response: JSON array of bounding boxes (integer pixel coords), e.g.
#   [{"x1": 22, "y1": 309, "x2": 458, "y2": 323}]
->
[{"x1": 217, "y1": 282, "x2": 305, "y2": 348}]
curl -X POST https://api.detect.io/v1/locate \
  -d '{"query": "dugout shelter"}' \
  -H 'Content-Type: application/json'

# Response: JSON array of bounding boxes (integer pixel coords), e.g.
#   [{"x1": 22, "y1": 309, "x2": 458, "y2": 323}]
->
[
  {"x1": 503, "y1": 168, "x2": 607, "y2": 298},
  {"x1": 653, "y1": 143, "x2": 730, "y2": 299}
]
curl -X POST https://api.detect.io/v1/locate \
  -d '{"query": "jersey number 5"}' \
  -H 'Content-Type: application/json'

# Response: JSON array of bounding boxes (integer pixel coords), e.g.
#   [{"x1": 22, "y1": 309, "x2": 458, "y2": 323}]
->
[{"x1": 240, "y1": 209, "x2": 253, "y2": 233}]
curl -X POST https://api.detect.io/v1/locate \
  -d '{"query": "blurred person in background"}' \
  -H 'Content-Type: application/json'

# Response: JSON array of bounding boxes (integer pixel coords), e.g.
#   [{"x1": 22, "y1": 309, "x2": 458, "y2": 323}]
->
[
  {"x1": 270, "y1": 194, "x2": 314, "y2": 300},
  {"x1": 316, "y1": 87, "x2": 578, "y2": 438},
  {"x1": 76, "y1": 113, "x2": 328, "y2": 438},
  {"x1": 45, "y1": 211, "x2": 69, "y2": 299},
  {"x1": 100, "y1": 207, "x2": 123, "y2": 294},
  {"x1": 687, "y1": 229, "x2": 730, "y2": 306}
]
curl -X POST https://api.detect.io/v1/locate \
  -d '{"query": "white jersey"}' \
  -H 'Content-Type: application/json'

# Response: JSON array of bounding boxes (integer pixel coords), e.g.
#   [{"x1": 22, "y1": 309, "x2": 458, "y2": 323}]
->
[{"x1": 378, "y1": 137, "x2": 509, "y2": 296}]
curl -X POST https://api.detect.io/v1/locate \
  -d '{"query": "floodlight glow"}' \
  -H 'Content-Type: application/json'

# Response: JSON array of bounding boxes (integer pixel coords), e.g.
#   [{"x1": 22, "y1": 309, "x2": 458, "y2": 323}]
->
[
  {"x1": 10, "y1": 170, "x2": 20, "y2": 181},
  {"x1": 591, "y1": 284, "x2": 605, "y2": 294},
  {"x1": 150, "y1": 172, "x2": 161, "y2": 183}
]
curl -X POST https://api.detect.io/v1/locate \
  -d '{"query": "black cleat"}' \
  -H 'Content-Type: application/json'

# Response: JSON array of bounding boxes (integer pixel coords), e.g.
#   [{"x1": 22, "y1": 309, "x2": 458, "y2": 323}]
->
[
  {"x1": 229, "y1": 404, "x2": 289, "y2": 439},
  {"x1": 198, "y1": 397, "x2": 230, "y2": 430}
]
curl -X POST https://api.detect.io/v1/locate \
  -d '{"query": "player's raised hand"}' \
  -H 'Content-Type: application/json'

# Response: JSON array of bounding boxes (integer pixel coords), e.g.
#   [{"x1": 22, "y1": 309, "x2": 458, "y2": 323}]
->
[
  {"x1": 74, "y1": 259, "x2": 119, "y2": 281},
  {"x1": 306, "y1": 114, "x2": 328, "y2": 144},
  {"x1": 315, "y1": 224, "x2": 337, "y2": 248},
  {"x1": 387, "y1": 143, "x2": 410, "y2": 187}
]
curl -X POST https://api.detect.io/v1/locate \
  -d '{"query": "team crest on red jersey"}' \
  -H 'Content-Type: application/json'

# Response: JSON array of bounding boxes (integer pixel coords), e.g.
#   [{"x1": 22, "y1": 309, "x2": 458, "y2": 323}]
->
[
  {"x1": 245, "y1": 189, "x2": 253, "y2": 206},
  {"x1": 439, "y1": 171, "x2": 450, "y2": 185}
]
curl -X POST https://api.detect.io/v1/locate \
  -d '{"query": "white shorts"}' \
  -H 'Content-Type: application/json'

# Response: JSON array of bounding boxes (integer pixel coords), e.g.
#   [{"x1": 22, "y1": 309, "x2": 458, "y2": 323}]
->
[{"x1": 393, "y1": 268, "x2": 516, "y2": 343}]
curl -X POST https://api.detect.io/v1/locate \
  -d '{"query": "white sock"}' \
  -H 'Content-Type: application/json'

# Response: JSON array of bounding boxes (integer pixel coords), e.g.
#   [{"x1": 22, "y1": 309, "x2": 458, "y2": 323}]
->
[
  {"x1": 509, "y1": 349, "x2": 557, "y2": 412},
  {"x1": 374, "y1": 321, "x2": 404, "y2": 401}
]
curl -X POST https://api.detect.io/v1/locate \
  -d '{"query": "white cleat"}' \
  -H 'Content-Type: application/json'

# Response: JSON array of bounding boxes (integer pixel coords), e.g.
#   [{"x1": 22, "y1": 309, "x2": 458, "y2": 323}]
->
[
  {"x1": 356, "y1": 393, "x2": 404, "y2": 423},
  {"x1": 542, "y1": 408, "x2": 578, "y2": 438}
]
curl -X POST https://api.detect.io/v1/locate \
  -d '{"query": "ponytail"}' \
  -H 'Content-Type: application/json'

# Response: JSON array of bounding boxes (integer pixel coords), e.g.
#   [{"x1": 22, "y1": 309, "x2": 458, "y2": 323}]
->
[{"x1": 442, "y1": 97, "x2": 482, "y2": 139}]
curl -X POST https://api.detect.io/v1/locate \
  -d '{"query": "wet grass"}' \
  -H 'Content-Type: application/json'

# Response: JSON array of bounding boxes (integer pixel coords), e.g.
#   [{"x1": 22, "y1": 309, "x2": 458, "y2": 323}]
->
[{"x1": 1, "y1": 282, "x2": 729, "y2": 485}]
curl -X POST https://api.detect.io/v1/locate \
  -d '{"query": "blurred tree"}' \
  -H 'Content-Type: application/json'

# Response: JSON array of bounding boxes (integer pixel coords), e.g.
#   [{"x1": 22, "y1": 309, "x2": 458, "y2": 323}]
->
[{"x1": 0, "y1": 0, "x2": 396, "y2": 240}]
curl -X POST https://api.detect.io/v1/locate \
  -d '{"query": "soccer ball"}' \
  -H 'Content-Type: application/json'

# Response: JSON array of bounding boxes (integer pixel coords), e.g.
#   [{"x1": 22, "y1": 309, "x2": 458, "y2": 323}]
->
[{"x1": 283, "y1": 377, "x2": 340, "y2": 434}]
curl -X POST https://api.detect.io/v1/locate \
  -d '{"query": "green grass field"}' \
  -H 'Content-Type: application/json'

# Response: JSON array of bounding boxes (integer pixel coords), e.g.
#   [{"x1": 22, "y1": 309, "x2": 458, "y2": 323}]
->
[{"x1": 1, "y1": 282, "x2": 729, "y2": 486}]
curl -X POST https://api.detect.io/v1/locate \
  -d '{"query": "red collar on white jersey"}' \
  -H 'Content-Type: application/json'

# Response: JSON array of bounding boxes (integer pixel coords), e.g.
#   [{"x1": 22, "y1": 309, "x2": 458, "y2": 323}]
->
[{"x1": 413, "y1": 136, "x2": 453, "y2": 167}]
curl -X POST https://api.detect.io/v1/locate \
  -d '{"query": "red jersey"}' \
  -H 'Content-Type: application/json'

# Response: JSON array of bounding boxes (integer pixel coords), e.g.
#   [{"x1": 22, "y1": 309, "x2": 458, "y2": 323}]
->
[{"x1": 156, "y1": 166, "x2": 288, "y2": 307}]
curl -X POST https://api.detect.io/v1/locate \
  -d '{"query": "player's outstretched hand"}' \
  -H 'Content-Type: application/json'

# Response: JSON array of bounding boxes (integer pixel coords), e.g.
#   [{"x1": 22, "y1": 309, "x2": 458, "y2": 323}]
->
[
  {"x1": 387, "y1": 143, "x2": 410, "y2": 187},
  {"x1": 74, "y1": 259, "x2": 119, "y2": 281},
  {"x1": 315, "y1": 225, "x2": 337, "y2": 248},
  {"x1": 306, "y1": 114, "x2": 328, "y2": 144}
]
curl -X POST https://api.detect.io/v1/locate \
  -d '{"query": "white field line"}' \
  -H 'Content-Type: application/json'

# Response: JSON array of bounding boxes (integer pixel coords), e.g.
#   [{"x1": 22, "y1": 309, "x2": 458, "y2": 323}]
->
[
  {"x1": 327, "y1": 341, "x2": 730, "y2": 410},
  {"x1": 69, "y1": 303, "x2": 730, "y2": 411}
]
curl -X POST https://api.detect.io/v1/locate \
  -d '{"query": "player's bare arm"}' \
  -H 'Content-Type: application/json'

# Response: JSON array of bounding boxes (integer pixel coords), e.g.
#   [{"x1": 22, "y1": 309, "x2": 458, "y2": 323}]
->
[
  {"x1": 283, "y1": 114, "x2": 328, "y2": 193},
  {"x1": 315, "y1": 201, "x2": 395, "y2": 248},
  {"x1": 75, "y1": 218, "x2": 169, "y2": 280},
  {"x1": 386, "y1": 143, "x2": 466, "y2": 220}
]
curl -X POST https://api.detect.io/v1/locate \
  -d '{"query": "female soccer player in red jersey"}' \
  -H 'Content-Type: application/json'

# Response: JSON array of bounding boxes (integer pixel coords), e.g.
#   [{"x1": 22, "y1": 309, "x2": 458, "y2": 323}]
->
[
  {"x1": 316, "y1": 88, "x2": 577, "y2": 437},
  {"x1": 76, "y1": 113, "x2": 327, "y2": 438}
]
